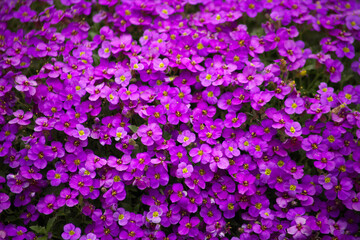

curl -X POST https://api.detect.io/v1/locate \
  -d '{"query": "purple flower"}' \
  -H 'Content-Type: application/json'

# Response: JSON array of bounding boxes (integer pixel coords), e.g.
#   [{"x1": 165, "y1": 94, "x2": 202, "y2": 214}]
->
[
  {"x1": 98, "y1": 41, "x2": 111, "y2": 58},
  {"x1": 284, "y1": 97, "x2": 305, "y2": 114},
  {"x1": 237, "y1": 66, "x2": 264, "y2": 90},
  {"x1": 285, "y1": 121, "x2": 302, "y2": 137},
  {"x1": 137, "y1": 123, "x2": 162, "y2": 146},
  {"x1": 325, "y1": 59, "x2": 344, "y2": 83},
  {"x1": 222, "y1": 140, "x2": 240, "y2": 158},
  {"x1": 177, "y1": 130, "x2": 195, "y2": 147},
  {"x1": 69, "y1": 174, "x2": 92, "y2": 196},
  {"x1": 200, "y1": 205, "x2": 222, "y2": 225},
  {"x1": 278, "y1": 40, "x2": 303, "y2": 62},
  {"x1": 287, "y1": 217, "x2": 312, "y2": 239},
  {"x1": 37, "y1": 194, "x2": 58, "y2": 215},
  {"x1": 15, "y1": 75, "x2": 37, "y2": 95},
  {"x1": 8, "y1": 110, "x2": 33, "y2": 126},
  {"x1": 72, "y1": 124, "x2": 90, "y2": 140},
  {"x1": 6, "y1": 225, "x2": 27, "y2": 240},
  {"x1": 176, "y1": 162, "x2": 194, "y2": 178},
  {"x1": 147, "y1": 205, "x2": 163, "y2": 224},
  {"x1": 178, "y1": 216, "x2": 200, "y2": 237},
  {"x1": 58, "y1": 188, "x2": 79, "y2": 207},
  {"x1": 61, "y1": 223, "x2": 81, "y2": 240},
  {"x1": 168, "y1": 102, "x2": 190, "y2": 125},
  {"x1": 130, "y1": 58, "x2": 144, "y2": 71},
  {"x1": 224, "y1": 112, "x2": 246, "y2": 128},
  {"x1": 156, "y1": 5, "x2": 174, "y2": 19},
  {"x1": 209, "y1": 146, "x2": 229, "y2": 172},
  {"x1": 0, "y1": 193, "x2": 10, "y2": 213},
  {"x1": 335, "y1": 42, "x2": 355, "y2": 59},
  {"x1": 113, "y1": 208, "x2": 131, "y2": 226},
  {"x1": 153, "y1": 58, "x2": 169, "y2": 71}
]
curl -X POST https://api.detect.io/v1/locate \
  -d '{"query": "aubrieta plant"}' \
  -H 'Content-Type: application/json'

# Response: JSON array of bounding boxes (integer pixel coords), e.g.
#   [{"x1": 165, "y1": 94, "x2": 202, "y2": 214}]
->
[{"x1": 1, "y1": 0, "x2": 360, "y2": 239}]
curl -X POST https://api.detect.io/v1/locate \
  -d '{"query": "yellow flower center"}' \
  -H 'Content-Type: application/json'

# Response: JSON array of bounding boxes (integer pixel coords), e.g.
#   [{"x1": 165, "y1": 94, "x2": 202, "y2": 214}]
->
[
  {"x1": 277, "y1": 160, "x2": 284, "y2": 167},
  {"x1": 327, "y1": 135, "x2": 335, "y2": 143}
]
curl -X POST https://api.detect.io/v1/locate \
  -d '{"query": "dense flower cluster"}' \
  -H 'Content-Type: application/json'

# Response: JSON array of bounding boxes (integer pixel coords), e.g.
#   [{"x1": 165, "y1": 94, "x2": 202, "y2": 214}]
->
[{"x1": 1, "y1": 0, "x2": 360, "y2": 239}]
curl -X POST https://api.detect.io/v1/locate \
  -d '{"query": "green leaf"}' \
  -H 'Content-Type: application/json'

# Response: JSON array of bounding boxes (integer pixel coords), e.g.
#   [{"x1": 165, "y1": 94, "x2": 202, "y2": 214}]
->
[
  {"x1": 46, "y1": 217, "x2": 56, "y2": 232},
  {"x1": 128, "y1": 125, "x2": 138, "y2": 133},
  {"x1": 30, "y1": 226, "x2": 47, "y2": 235}
]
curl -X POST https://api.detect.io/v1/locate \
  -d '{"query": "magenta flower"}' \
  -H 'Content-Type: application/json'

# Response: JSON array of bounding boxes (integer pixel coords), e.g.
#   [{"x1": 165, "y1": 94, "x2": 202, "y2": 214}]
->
[
  {"x1": 178, "y1": 216, "x2": 200, "y2": 237},
  {"x1": 130, "y1": 58, "x2": 144, "y2": 70},
  {"x1": 137, "y1": 123, "x2": 162, "y2": 146},
  {"x1": 61, "y1": 223, "x2": 81, "y2": 240},
  {"x1": 156, "y1": 5, "x2": 174, "y2": 19},
  {"x1": 58, "y1": 188, "x2": 79, "y2": 207},
  {"x1": 113, "y1": 208, "x2": 131, "y2": 226},
  {"x1": 147, "y1": 205, "x2": 163, "y2": 224},
  {"x1": 72, "y1": 124, "x2": 90, "y2": 141},
  {"x1": 98, "y1": 41, "x2": 112, "y2": 58},
  {"x1": 284, "y1": 97, "x2": 305, "y2": 115},
  {"x1": 176, "y1": 162, "x2": 194, "y2": 178},
  {"x1": 14, "y1": 75, "x2": 37, "y2": 96},
  {"x1": 37, "y1": 194, "x2": 58, "y2": 215},
  {"x1": 153, "y1": 58, "x2": 169, "y2": 71},
  {"x1": 0, "y1": 193, "x2": 10, "y2": 213},
  {"x1": 237, "y1": 66, "x2": 264, "y2": 89},
  {"x1": 278, "y1": 40, "x2": 303, "y2": 62},
  {"x1": 8, "y1": 110, "x2": 33, "y2": 126},
  {"x1": 325, "y1": 59, "x2": 344, "y2": 83},
  {"x1": 285, "y1": 121, "x2": 302, "y2": 137},
  {"x1": 177, "y1": 130, "x2": 195, "y2": 147},
  {"x1": 287, "y1": 217, "x2": 312, "y2": 239},
  {"x1": 168, "y1": 102, "x2": 190, "y2": 125}
]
